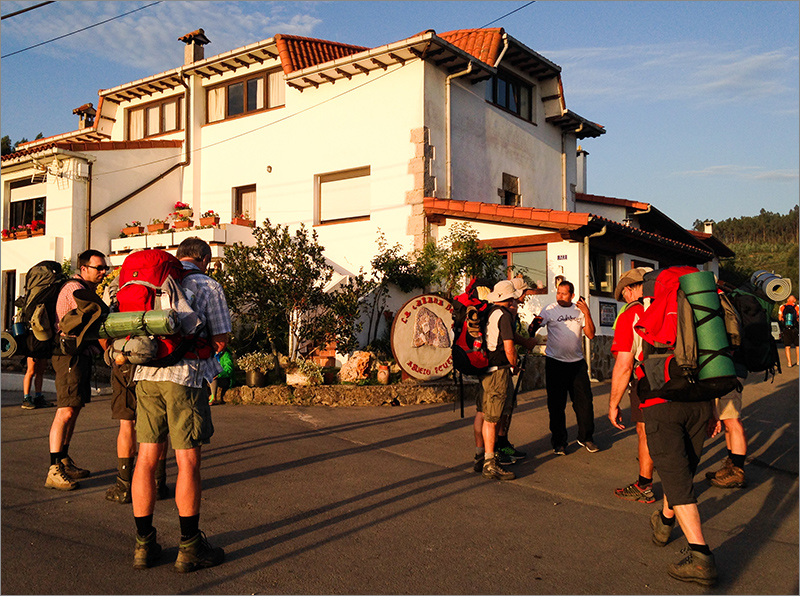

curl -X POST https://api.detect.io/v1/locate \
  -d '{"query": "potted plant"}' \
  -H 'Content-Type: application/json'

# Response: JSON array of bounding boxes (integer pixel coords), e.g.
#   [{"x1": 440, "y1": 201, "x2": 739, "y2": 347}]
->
[
  {"x1": 147, "y1": 217, "x2": 169, "y2": 233},
  {"x1": 15, "y1": 224, "x2": 30, "y2": 238},
  {"x1": 199, "y1": 210, "x2": 220, "y2": 227},
  {"x1": 231, "y1": 212, "x2": 254, "y2": 227},
  {"x1": 170, "y1": 211, "x2": 193, "y2": 229},
  {"x1": 237, "y1": 351, "x2": 277, "y2": 387},
  {"x1": 2, "y1": 228, "x2": 14, "y2": 241},
  {"x1": 29, "y1": 220, "x2": 45, "y2": 236},
  {"x1": 122, "y1": 220, "x2": 144, "y2": 236},
  {"x1": 174, "y1": 201, "x2": 193, "y2": 218}
]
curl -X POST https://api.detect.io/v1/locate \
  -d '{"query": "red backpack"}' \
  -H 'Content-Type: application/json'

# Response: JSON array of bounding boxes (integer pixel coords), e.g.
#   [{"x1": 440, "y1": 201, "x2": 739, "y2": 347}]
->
[
  {"x1": 451, "y1": 278, "x2": 493, "y2": 376},
  {"x1": 115, "y1": 249, "x2": 212, "y2": 366}
]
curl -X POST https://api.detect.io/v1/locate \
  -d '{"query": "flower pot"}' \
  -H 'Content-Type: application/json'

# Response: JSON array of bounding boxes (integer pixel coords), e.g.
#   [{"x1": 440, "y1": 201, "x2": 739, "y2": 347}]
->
[
  {"x1": 123, "y1": 226, "x2": 144, "y2": 236},
  {"x1": 199, "y1": 216, "x2": 220, "y2": 226},
  {"x1": 175, "y1": 208, "x2": 193, "y2": 218},
  {"x1": 174, "y1": 220, "x2": 194, "y2": 229},
  {"x1": 377, "y1": 365, "x2": 390, "y2": 385},
  {"x1": 147, "y1": 223, "x2": 169, "y2": 233},
  {"x1": 231, "y1": 217, "x2": 254, "y2": 227},
  {"x1": 15, "y1": 229, "x2": 31, "y2": 239},
  {"x1": 31, "y1": 228, "x2": 45, "y2": 236},
  {"x1": 2, "y1": 235, "x2": 13, "y2": 242},
  {"x1": 245, "y1": 370, "x2": 269, "y2": 387}
]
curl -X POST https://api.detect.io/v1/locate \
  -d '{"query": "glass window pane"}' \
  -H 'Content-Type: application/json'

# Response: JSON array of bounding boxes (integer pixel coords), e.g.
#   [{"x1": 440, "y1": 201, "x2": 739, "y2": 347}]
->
[
  {"x1": 247, "y1": 78, "x2": 264, "y2": 111},
  {"x1": 497, "y1": 78, "x2": 507, "y2": 108},
  {"x1": 208, "y1": 88, "x2": 225, "y2": 122},
  {"x1": 227, "y1": 82, "x2": 244, "y2": 116},
  {"x1": 268, "y1": 71, "x2": 285, "y2": 107},
  {"x1": 510, "y1": 251, "x2": 547, "y2": 291},
  {"x1": 129, "y1": 108, "x2": 144, "y2": 140},
  {"x1": 163, "y1": 100, "x2": 177, "y2": 131},
  {"x1": 146, "y1": 106, "x2": 160, "y2": 136},
  {"x1": 319, "y1": 169, "x2": 370, "y2": 222},
  {"x1": 508, "y1": 81, "x2": 519, "y2": 114}
]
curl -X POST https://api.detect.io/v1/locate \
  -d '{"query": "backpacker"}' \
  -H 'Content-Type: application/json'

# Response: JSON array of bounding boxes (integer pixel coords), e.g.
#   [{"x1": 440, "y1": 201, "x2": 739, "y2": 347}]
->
[
  {"x1": 634, "y1": 266, "x2": 740, "y2": 402},
  {"x1": 12, "y1": 260, "x2": 69, "y2": 358},
  {"x1": 451, "y1": 278, "x2": 492, "y2": 377},
  {"x1": 112, "y1": 249, "x2": 211, "y2": 367},
  {"x1": 728, "y1": 284, "x2": 781, "y2": 379}
]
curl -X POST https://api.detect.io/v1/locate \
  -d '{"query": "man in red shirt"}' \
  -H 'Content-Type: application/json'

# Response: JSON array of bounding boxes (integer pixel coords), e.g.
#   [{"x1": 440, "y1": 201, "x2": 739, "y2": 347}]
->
[{"x1": 608, "y1": 267, "x2": 655, "y2": 503}]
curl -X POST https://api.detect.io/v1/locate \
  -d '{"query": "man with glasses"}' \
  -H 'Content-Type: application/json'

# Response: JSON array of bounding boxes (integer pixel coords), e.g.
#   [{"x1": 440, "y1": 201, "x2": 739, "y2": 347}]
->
[{"x1": 45, "y1": 249, "x2": 108, "y2": 491}]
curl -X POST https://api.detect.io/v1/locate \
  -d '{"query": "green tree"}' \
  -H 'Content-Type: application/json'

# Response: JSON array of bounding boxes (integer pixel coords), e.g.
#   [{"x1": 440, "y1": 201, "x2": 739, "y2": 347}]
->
[{"x1": 429, "y1": 222, "x2": 503, "y2": 298}]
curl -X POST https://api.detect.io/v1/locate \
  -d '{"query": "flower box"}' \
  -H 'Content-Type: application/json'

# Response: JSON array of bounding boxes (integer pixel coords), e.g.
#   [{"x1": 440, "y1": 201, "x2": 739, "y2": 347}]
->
[
  {"x1": 175, "y1": 208, "x2": 193, "y2": 219},
  {"x1": 199, "y1": 216, "x2": 220, "y2": 227},
  {"x1": 111, "y1": 234, "x2": 148, "y2": 252},
  {"x1": 147, "y1": 232, "x2": 173, "y2": 248},
  {"x1": 2, "y1": 235, "x2": 13, "y2": 242},
  {"x1": 31, "y1": 228, "x2": 45, "y2": 236},
  {"x1": 231, "y1": 217, "x2": 254, "y2": 227},
  {"x1": 174, "y1": 220, "x2": 194, "y2": 229},
  {"x1": 147, "y1": 222, "x2": 169, "y2": 233},
  {"x1": 15, "y1": 229, "x2": 31, "y2": 239},
  {"x1": 123, "y1": 226, "x2": 144, "y2": 236}
]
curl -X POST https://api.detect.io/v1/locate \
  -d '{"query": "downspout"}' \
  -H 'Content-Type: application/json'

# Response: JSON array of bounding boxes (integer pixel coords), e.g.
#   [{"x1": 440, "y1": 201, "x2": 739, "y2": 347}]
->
[
  {"x1": 583, "y1": 223, "x2": 607, "y2": 378},
  {"x1": 86, "y1": 162, "x2": 92, "y2": 248},
  {"x1": 561, "y1": 123, "x2": 584, "y2": 211},
  {"x1": 445, "y1": 61, "x2": 473, "y2": 198}
]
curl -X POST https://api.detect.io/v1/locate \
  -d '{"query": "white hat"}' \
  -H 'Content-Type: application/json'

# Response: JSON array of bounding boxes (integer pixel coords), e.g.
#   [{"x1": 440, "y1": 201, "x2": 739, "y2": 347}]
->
[
  {"x1": 486, "y1": 280, "x2": 522, "y2": 303},
  {"x1": 511, "y1": 277, "x2": 531, "y2": 292}
]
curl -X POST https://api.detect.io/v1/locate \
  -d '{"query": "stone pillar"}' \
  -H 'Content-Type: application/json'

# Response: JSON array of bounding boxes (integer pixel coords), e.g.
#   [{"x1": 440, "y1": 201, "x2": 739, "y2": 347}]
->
[{"x1": 406, "y1": 127, "x2": 436, "y2": 250}]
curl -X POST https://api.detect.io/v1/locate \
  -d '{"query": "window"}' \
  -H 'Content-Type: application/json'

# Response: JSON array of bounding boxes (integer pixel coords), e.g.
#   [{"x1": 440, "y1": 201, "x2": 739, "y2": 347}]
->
[
  {"x1": 233, "y1": 184, "x2": 257, "y2": 219},
  {"x1": 10, "y1": 197, "x2": 45, "y2": 229},
  {"x1": 506, "y1": 249, "x2": 547, "y2": 294},
  {"x1": 207, "y1": 70, "x2": 284, "y2": 123},
  {"x1": 316, "y1": 167, "x2": 371, "y2": 224},
  {"x1": 589, "y1": 252, "x2": 615, "y2": 296},
  {"x1": 500, "y1": 173, "x2": 520, "y2": 206},
  {"x1": 128, "y1": 95, "x2": 184, "y2": 140},
  {"x1": 485, "y1": 71, "x2": 534, "y2": 122}
]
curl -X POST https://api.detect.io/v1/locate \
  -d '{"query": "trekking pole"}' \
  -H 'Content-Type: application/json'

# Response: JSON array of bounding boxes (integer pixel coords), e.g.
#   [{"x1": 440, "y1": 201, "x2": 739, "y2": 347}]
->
[
  {"x1": 512, "y1": 350, "x2": 529, "y2": 402},
  {"x1": 459, "y1": 370, "x2": 465, "y2": 418}
]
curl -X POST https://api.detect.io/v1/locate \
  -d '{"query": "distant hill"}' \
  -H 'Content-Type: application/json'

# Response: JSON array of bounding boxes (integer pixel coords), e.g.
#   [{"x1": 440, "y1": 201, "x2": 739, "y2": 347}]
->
[{"x1": 694, "y1": 206, "x2": 799, "y2": 306}]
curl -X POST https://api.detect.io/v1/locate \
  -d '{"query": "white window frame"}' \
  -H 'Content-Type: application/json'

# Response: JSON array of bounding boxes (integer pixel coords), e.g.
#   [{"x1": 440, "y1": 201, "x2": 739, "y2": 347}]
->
[{"x1": 315, "y1": 166, "x2": 371, "y2": 224}]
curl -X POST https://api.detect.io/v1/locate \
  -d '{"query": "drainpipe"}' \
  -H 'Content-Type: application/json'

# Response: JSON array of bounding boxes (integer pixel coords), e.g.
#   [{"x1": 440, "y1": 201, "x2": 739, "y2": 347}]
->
[
  {"x1": 493, "y1": 33, "x2": 509, "y2": 67},
  {"x1": 561, "y1": 123, "x2": 584, "y2": 211},
  {"x1": 86, "y1": 162, "x2": 92, "y2": 248},
  {"x1": 445, "y1": 61, "x2": 473, "y2": 199},
  {"x1": 583, "y1": 224, "x2": 607, "y2": 378}
]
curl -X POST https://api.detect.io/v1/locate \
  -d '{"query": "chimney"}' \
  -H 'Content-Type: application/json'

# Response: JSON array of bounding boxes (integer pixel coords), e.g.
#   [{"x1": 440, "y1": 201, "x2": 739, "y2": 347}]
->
[
  {"x1": 576, "y1": 146, "x2": 589, "y2": 194},
  {"x1": 72, "y1": 103, "x2": 96, "y2": 129},
  {"x1": 179, "y1": 28, "x2": 211, "y2": 65},
  {"x1": 703, "y1": 220, "x2": 714, "y2": 235}
]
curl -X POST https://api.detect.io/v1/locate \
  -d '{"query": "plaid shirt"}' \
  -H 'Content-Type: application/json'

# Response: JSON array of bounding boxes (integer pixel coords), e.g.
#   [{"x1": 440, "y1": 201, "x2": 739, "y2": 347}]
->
[{"x1": 134, "y1": 263, "x2": 232, "y2": 388}]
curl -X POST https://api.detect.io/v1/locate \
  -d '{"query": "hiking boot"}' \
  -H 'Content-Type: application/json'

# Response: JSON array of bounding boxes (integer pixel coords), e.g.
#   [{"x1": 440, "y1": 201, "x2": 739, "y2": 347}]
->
[
  {"x1": 705, "y1": 456, "x2": 733, "y2": 480},
  {"x1": 105, "y1": 477, "x2": 131, "y2": 504},
  {"x1": 155, "y1": 479, "x2": 170, "y2": 501},
  {"x1": 174, "y1": 531, "x2": 225, "y2": 573},
  {"x1": 499, "y1": 444, "x2": 527, "y2": 461},
  {"x1": 553, "y1": 445, "x2": 567, "y2": 456},
  {"x1": 482, "y1": 455, "x2": 516, "y2": 481},
  {"x1": 615, "y1": 481, "x2": 656, "y2": 504},
  {"x1": 21, "y1": 395, "x2": 36, "y2": 410},
  {"x1": 577, "y1": 439, "x2": 600, "y2": 453},
  {"x1": 33, "y1": 395, "x2": 54, "y2": 408},
  {"x1": 133, "y1": 529, "x2": 162, "y2": 570},
  {"x1": 45, "y1": 463, "x2": 79, "y2": 491},
  {"x1": 60, "y1": 456, "x2": 90, "y2": 479},
  {"x1": 667, "y1": 547, "x2": 717, "y2": 586},
  {"x1": 710, "y1": 464, "x2": 746, "y2": 489},
  {"x1": 650, "y1": 509, "x2": 674, "y2": 547}
]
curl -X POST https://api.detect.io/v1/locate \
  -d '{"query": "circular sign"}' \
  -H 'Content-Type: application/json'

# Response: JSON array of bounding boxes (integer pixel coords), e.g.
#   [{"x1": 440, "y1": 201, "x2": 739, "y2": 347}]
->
[{"x1": 391, "y1": 294, "x2": 454, "y2": 380}]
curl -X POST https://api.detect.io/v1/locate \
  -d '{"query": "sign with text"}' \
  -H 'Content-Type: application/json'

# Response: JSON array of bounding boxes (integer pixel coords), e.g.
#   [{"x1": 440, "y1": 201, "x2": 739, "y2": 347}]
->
[{"x1": 391, "y1": 294, "x2": 454, "y2": 380}]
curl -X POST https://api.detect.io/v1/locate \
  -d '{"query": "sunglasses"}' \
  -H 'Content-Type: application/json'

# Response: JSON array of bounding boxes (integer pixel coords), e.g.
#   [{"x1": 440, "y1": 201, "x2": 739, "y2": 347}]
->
[{"x1": 85, "y1": 265, "x2": 110, "y2": 272}]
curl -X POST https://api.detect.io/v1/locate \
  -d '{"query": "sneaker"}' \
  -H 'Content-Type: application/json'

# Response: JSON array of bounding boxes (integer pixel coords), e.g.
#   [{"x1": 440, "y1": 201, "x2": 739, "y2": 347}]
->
[
  {"x1": 499, "y1": 444, "x2": 527, "y2": 461},
  {"x1": 705, "y1": 456, "x2": 733, "y2": 480},
  {"x1": 133, "y1": 529, "x2": 162, "y2": 570},
  {"x1": 650, "y1": 509, "x2": 674, "y2": 547},
  {"x1": 614, "y1": 481, "x2": 656, "y2": 504},
  {"x1": 33, "y1": 395, "x2": 54, "y2": 408},
  {"x1": 496, "y1": 450, "x2": 516, "y2": 465},
  {"x1": 174, "y1": 531, "x2": 225, "y2": 573},
  {"x1": 60, "y1": 456, "x2": 90, "y2": 479},
  {"x1": 553, "y1": 445, "x2": 567, "y2": 456},
  {"x1": 667, "y1": 547, "x2": 717, "y2": 586},
  {"x1": 473, "y1": 454, "x2": 484, "y2": 473},
  {"x1": 105, "y1": 477, "x2": 131, "y2": 504},
  {"x1": 45, "y1": 463, "x2": 79, "y2": 491},
  {"x1": 482, "y1": 455, "x2": 516, "y2": 481},
  {"x1": 710, "y1": 464, "x2": 746, "y2": 489},
  {"x1": 155, "y1": 479, "x2": 170, "y2": 501},
  {"x1": 577, "y1": 439, "x2": 600, "y2": 453},
  {"x1": 21, "y1": 395, "x2": 36, "y2": 410}
]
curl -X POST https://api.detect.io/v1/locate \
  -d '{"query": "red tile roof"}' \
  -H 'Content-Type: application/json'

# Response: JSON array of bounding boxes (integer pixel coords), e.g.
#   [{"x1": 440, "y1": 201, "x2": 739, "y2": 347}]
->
[
  {"x1": 1, "y1": 140, "x2": 182, "y2": 161},
  {"x1": 274, "y1": 34, "x2": 369, "y2": 75},
  {"x1": 424, "y1": 197, "x2": 590, "y2": 230},
  {"x1": 439, "y1": 28, "x2": 504, "y2": 66},
  {"x1": 575, "y1": 192, "x2": 650, "y2": 212}
]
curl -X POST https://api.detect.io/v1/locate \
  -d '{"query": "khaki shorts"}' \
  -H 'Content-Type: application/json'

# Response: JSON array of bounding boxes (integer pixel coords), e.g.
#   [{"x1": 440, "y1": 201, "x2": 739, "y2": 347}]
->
[
  {"x1": 715, "y1": 387, "x2": 742, "y2": 420},
  {"x1": 477, "y1": 368, "x2": 513, "y2": 423},
  {"x1": 135, "y1": 380, "x2": 214, "y2": 450},
  {"x1": 111, "y1": 362, "x2": 137, "y2": 421},
  {"x1": 52, "y1": 353, "x2": 93, "y2": 408}
]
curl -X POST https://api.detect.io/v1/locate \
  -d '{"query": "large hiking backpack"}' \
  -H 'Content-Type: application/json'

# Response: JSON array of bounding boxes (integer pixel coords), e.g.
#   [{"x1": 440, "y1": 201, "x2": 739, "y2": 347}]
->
[
  {"x1": 12, "y1": 260, "x2": 69, "y2": 358},
  {"x1": 634, "y1": 266, "x2": 740, "y2": 402},
  {"x1": 783, "y1": 303, "x2": 797, "y2": 329},
  {"x1": 113, "y1": 249, "x2": 211, "y2": 367},
  {"x1": 728, "y1": 284, "x2": 781, "y2": 379},
  {"x1": 451, "y1": 278, "x2": 493, "y2": 376}
]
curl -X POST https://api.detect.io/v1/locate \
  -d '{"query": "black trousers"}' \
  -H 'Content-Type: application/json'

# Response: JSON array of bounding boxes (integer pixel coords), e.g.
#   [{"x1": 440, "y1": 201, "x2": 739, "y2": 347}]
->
[{"x1": 545, "y1": 357, "x2": 594, "y2": 447}]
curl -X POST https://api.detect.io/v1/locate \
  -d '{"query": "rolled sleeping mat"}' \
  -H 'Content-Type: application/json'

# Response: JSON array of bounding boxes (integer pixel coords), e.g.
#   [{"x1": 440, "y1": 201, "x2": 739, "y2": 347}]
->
[
  {"x1": 95, "y1": 310, "x2": 179, "y2": 339},
  {"x1": 679, "y1": 270, "x2": 737, "y2": 380},
  {"x1": 1, "y1": 331, "x2": 18, "y2": 358},
  {"x1": 750, "y1": 270, "x2": 792, "y2": 302}
]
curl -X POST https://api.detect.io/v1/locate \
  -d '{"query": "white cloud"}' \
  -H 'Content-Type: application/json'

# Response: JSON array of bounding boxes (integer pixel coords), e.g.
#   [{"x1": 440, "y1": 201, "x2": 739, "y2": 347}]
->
[{"x1": 676, "y1": 165, "x2": 799, "y2": 181}]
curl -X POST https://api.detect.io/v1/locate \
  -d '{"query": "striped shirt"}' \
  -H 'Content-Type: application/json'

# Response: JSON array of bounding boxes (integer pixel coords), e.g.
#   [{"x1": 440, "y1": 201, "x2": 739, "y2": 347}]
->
[
  {"x1": 55, "y1": 278, "x2": 89, "y2": 329},
  {"x1": 134, "y1": 262, "x2": 232, "y2": 388}
]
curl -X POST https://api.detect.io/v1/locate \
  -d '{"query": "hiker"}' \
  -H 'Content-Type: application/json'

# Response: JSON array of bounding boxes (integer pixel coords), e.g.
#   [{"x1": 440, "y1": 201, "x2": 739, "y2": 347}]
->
[
  {"x1": 533, "y1": 280, "x2": 598, "y2": 455},
  {"x1": 131, "y1": 237, "x2": 232, "y2": 572},
  {"x1": 704, "y1": 386, "x2": 748, "y2": 489},
  {"x1": 779, "y1": 295, "x2": 798, "y2": 368},
  {"x1": 45, "y1": 249, "x2": 109, "y2": 491},
  {"x1": 21, "y1": 356, "x2": 50, "y2": 410},
  {"x1": 608, "y1": 267, "x2": 656, "y2": 504}
]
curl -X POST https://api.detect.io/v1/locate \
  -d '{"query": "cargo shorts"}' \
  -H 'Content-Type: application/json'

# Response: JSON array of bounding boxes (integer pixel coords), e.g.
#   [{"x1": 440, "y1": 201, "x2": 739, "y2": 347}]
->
[
  {"x1": 52, "y1": 353, "x2": 93, "y2": 408},
  {"x1": 476, "y1": 368, "x2": 513, "y2": 423},
  {"x1": 135, "y1": 380, "x2": 214, "y2": 450}
]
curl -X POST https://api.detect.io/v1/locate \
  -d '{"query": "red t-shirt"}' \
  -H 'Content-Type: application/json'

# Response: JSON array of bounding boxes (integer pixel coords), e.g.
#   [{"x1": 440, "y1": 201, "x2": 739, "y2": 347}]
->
[{"x1": 614, "y1": 301, "x2": 667, "y2": 408}]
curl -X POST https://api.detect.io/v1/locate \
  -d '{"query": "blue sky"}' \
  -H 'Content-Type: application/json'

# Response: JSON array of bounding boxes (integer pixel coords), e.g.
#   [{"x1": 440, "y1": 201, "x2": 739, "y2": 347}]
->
[{"x1": 1, "y1": 1, "x2": 798, "y2": 229}]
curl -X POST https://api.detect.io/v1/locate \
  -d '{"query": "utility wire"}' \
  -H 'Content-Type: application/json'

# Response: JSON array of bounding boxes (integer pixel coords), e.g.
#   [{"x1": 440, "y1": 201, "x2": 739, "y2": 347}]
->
[
  {"x1": 1, "y1": 1, "x2": 55, "y2": 20},
  {"x1": 482, "y1": 1, "x2": 535, "y2": 27},
  {"x1": 2, "y1": 1, "x2": 162, "y2": 58}
]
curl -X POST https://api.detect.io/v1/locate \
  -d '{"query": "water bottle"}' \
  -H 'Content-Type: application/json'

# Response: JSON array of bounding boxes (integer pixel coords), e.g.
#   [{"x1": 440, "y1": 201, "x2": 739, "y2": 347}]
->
[{"x1": 786, "y1": 310, "x2": 795, "y2": 328}]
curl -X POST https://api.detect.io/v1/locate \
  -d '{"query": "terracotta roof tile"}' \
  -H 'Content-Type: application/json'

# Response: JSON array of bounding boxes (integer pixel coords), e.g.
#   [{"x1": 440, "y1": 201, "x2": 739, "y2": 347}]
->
[
  {"x1": 1, "y1": 140, "x2": 182, "y2": 162},
  {"x1": 575, "y1": 192, "x2": 650, "y2": 212},
  {"x1": 439, "y1": 28, "x2": 504, "y2": 65},
  {"x1": 274, "y1": 34, "x2": 369, "y2": 75}
]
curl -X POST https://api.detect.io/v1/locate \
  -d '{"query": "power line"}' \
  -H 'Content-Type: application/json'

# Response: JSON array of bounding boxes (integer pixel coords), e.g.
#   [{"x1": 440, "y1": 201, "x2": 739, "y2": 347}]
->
[
  {"x1": 1, "y1": 1, "x2": 162, "y2": 58},
  {"x1": 481, "y1": 1, "x2": 535, "y2": 27},
  {"x1": 1, "y1": 1, "x2": 55, "y2": 20}
]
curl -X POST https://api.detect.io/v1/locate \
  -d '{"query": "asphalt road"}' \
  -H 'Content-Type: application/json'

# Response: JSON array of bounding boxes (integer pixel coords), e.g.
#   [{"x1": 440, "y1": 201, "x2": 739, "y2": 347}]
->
[{"x1": 1, "y1": 367, "x2": 798, "y2": 594}]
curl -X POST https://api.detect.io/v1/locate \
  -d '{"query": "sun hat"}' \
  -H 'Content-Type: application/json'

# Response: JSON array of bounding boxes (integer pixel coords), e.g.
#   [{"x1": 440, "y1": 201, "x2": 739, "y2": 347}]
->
[
  {"x1": 486, "y1": 280, "x2": 522, "y2": 303},
  {"x1": 614, "y1": 267, "x2": 652, "y2": 301}
]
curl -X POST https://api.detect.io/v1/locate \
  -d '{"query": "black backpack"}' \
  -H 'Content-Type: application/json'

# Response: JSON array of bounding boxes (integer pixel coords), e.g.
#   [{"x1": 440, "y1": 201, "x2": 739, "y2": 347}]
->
[
  {"x1": 783, "y1": 303, "x2": 797, "y2": 329},
  {"x1": 13, "y1": 260, "x2": 69, "y2": 358},
  {"x1": 728, "y1": 285, "x2": 781, "y2": 379}
]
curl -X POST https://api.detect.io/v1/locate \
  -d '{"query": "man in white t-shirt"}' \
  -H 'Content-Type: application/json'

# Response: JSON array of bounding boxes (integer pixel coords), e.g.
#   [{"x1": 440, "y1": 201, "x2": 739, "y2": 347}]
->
[{"x1": 533, "y1": 280, "x2": 597, "y2": 455}]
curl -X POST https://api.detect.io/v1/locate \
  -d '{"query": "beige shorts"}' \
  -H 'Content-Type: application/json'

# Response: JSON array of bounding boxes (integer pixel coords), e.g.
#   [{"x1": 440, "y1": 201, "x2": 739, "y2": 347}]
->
[
  {"x1": 477, "y1": 368, "x2": 513, "y2": 423},
  {"x1": 715, "y1": 387, "x2": 742, "y2": 420},
  {"x1": 135, "y1": 379, "x2": 214, "y2": 450}
]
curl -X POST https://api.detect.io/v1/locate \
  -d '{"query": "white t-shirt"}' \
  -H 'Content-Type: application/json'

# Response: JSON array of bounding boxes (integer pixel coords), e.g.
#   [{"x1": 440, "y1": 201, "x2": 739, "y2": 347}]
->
[{"x1": 538, "y1": 301, "x2": 586, "y2": 363}]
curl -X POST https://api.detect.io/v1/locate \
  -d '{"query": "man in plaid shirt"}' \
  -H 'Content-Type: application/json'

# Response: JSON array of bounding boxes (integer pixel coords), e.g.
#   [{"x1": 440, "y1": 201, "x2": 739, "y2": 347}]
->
[{"x1": 131, "y1": 237, "x2": 231, "y2": 572}]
